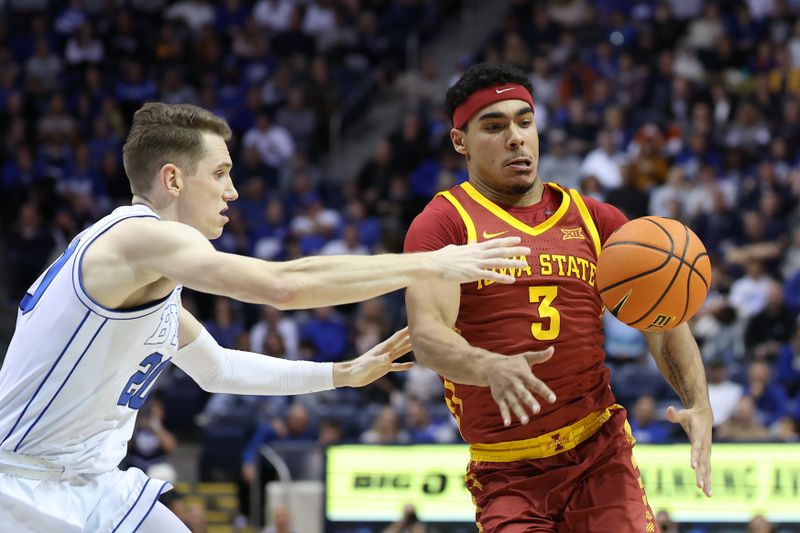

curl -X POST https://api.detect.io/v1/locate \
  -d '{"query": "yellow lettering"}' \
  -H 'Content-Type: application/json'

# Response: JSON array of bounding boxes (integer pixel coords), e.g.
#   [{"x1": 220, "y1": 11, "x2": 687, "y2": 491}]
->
[
  {"x1": 553, "y1": 254, "x2": 567, "y2": 275},
  {"x1": 588, "y1": 263, "x2": 596, "y2": 287},
  {"x1": 577, "y1": 257, "x2": 590, "y2": 281},
  {"x1": 539, "y1": 254, "x2": 552, "y2": 276},
  {"x1": 567, "y1": 256, "x2": 580, "y2": 278},
  {"x1": 516, "y1": 255, "x2": 533, "y2": 277},
  {"x1": 477, "y1": 278, "x2": 495, "y2": 290}
]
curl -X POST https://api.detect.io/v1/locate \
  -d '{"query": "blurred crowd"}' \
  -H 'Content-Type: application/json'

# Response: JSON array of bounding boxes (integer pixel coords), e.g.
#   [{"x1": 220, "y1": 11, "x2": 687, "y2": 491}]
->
[{"x1": 2, "y1": 0, "x2": 800, "y2": 531}]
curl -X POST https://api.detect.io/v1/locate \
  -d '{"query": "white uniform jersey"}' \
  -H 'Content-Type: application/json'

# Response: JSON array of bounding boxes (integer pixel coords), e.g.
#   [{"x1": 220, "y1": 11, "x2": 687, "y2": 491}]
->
[{"x1": 0, "y1": 205, "x2": 181, "y2": 475}]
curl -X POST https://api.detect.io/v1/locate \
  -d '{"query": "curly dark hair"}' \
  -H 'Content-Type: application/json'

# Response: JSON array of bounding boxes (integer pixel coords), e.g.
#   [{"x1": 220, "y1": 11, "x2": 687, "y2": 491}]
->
[{"x1": 444, "y1": 63, "x2": 534, "y2": 130}]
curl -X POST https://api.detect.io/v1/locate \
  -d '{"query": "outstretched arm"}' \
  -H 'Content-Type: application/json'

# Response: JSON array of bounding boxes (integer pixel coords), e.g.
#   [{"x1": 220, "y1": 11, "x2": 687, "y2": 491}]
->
[
  {"x1": 644, "y1": 323, "x2": 713, "y2": 497},
  {"x1": 113, "y1": 219, "x2": 530, "y2": 310},
  {"x1": 175, "y1": 307, "x2": 412, "y2": 394},
  {"x1": 406, "y1": 279, "x2": 555, "y2": 427}
]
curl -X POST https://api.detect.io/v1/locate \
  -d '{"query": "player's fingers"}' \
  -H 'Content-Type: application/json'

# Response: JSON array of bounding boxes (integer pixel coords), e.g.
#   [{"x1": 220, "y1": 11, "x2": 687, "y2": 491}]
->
[
  {"x1": 478, "y1": 236, "x2": 522, "y2": 248},
  {"x1": 480, "y1": 270, "x2": 517, "y2": 284},
  {"x1": 389, "y1": 362, "x2": 415, "y2": 372},
  {"x1": 504, "y1": 393, "x2": 529, "y2": 425},
  {"x1": 665, "y1": 405, "x2": 683, "y2": 424},
  {"x1": 389, "y1": 345, "x2": 412, "y2": 360},
  {"x1": 388, "y1": 338, "x2": 413, "y2": 358},
  {"x1": 522, "y1": 346, "x2": 554, "y2": 366},
  {"x1": 481, "y1": 257, "x2": 528, "y2": 270},
  {"x1": 693, "y1": 440, "x2": 712, "y2": 496},
  {"x1": 481, "y1": 246, "x2": 531, "y2": 260},
  {"x1": 514, "y1": 384, "x2": 540, "y2": 415},
  {"x1": 522, "y1": 374, "x2": 557, "y2": 404},
  {"x1": 385, "y1": 327, "x2": 409, "y2": 347},
  {"x1": 497, "y1": 399, "x2": 512, "y2": 427}
]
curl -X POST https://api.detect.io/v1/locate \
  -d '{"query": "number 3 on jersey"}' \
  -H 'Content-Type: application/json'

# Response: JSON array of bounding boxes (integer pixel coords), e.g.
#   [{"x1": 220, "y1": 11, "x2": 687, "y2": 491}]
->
[{"x1": 529, "y1": 286, "x2": 560, "y2": 340}]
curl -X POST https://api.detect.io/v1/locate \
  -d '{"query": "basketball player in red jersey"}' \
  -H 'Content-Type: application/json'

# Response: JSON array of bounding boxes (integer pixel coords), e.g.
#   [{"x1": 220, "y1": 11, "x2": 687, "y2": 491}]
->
[{"x1": 404, "y1": 64, "x2": 713, "y2": 532}]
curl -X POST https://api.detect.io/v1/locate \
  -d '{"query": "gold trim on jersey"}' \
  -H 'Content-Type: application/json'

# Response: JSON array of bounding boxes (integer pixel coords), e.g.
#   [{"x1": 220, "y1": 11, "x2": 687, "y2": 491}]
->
[
  {"x1": 437, "y1": 191, "x2": 478, "y2": 243},
  {"x1": 468, "y1": 404, "x2": 623, "y2": 462},
  {"x1": 568, "y1": 189, "x2": 602, "y2": 258},
  {"x1": 443, "y1": 378, "x2": 464, "y2": 428},
  {"x1": 459, "y1": 181, "x2": 571, "y2": 237}
]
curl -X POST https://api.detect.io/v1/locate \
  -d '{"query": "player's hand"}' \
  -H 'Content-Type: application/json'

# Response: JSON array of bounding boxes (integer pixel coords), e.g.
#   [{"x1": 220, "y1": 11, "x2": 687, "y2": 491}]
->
[
  {"x1": 430, "y1": 237, "x2": 531, "y2": 284},
  {"x1": 666, "y1": 405, "x2": 713, "y2": 497},
  {"x1": 333, "y1": 327, "x2": 413, "y2": 388},
  {"x1": 485, "y1": 347, "x2": 557, "y2": 426}
]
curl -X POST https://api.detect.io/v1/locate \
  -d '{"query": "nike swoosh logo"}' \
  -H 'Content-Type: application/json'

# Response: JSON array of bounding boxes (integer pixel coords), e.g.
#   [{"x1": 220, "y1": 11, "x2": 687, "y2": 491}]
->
[
  {"x1": 495, "y1": 88, "x2": 514, "y2": 94},
  {"x1": 482, "y1": 230, "x2": 508, "y2": 239},
  {"x1": 610, "y1": 289, "x2": 633, "y2": 317}
]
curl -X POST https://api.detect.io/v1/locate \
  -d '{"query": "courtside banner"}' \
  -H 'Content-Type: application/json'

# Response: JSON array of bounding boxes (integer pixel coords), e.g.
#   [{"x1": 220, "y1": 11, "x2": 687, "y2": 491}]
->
[{"x1": 325, "y1": 444, "x2": 800, "y2": 523}]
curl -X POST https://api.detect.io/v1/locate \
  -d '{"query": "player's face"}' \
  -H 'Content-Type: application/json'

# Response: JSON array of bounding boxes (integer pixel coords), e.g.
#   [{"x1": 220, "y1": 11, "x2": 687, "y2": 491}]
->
[
  {"x1": 178, "y1": 132, "x2": 238, "y2": 239},
  {"x1": 454, "y1": 99, "x2": 539, "y2": 196}
]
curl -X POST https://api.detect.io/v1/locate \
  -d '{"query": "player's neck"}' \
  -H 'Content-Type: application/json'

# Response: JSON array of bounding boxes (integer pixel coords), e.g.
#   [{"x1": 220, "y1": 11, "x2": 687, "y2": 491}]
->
[
  {"x1": 131, "y1": 194, "x2": 175, "y2": 221},
  {"x1": 468, "y1": 176, "x2": 544, "y2": 207}
]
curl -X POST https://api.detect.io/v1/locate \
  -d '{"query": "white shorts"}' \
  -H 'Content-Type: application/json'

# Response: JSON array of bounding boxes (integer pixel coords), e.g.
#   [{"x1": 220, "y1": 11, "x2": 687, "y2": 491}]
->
[{"x1": 0, "y1": 458, "x2": 172, "y2": 533}]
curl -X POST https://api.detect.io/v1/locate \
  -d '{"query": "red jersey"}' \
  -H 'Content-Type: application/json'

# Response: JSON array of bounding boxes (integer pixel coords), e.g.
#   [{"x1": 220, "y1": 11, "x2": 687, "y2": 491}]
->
[{"x1": 404, "y1": 182, "x2": 628, "y2": 444}]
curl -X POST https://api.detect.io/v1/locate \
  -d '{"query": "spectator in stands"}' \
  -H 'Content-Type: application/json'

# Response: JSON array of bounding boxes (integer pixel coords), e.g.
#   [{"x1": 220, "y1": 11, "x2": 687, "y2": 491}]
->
[
  {"x1": 744, "y1": 361, "x2": 788, "y2": 427},
  {"x1": 165, "y1": 0, "x2": 215, "y2": 33},
  {"x1": 603, "y1": 313, "x2": 650, "y2": 367},
  {"x1": 690, "y1": 186, "x2": 742, "y2": 256},
  {"x1": 627, "y1": 124, "x2": 669, "y2": 190},
  {"x1": 204, "y1": 297, "x2": 245, "y2": 349},
  {"x1": 628, "y1": 395, "x2": 672, "y2": 444},
  {"x1": 361, "y1": 405, "x2": 408, "y2": 444},
  {"x1": 747, "y1": 515, "x2": 775, "y2": 533},
  {"x1": 716, "y1": 396, "x2": 771, "y2": 442},
  {"x1": 655, "y1": 510, "x2": 679, "y2": 533},
  {"x1": 25, "y1": 39, "x2": 62, "y2": 92},
  {"x1": 537, "y1": 129, "x2": 581, "y2": 190},
  {"x1": 776, "y1": 327, "x2": 800, "y2": 398},
  {"x1": 782, "y1": 226, "x2": 800, "y2": 282},
  {"x1": 728, "y1": 259, "x2": 775, "y2": 320},
  {"x1": 250, "y1": 305, "x2": 300, "y2": 360},
  {"x1": 580, "y1": 129, "x2": 625, "y2": 191},
  {"x1": 383, "y1": 504, "x2": 426, "y2": 533},
  {"x1": 5, "y1": 203, "x2": 56, "y2": 301},
  {"x1": 707, "y1": 359, "x2": 744, "y2": 428},
  {"x1": 403, "y1": 365, "x2": 445, "y2": 406},
  {"x1": 125, "y1": 396, "x2": 178, "y2": 474},
  {"x1": 263, "y1": 504, "x2": 297, "y2": 533},
  {"x1": 404, "y1": 397, "x2": 455, "y2": 444},
  {"x1": 64, "y1": 22, "x2": 104, "y2": 67},
  {"x1": 605, "y1": 163, "x2": 649, "y2": 219},
  {"x1": 241, "y1": 403, "x2": 316, "y2": 486},
  {"x1": 275, "y1": 88, "x2": 316, "y2": 154},
  {"x1": 745, "y1": 281, "x2": 796, "y2": 360},
  {"x1": 390, "y1": 112, "x2": 431, "y2": 174},
  {"x1": 242, "y1": 111, "x2": 295, "y2": 173},
  {"x1": 320, "y1": 223, "x2": 369, "y2": 256},
  {"x1": 300, "y1": 306, "x2": 349, "y2": 362}
]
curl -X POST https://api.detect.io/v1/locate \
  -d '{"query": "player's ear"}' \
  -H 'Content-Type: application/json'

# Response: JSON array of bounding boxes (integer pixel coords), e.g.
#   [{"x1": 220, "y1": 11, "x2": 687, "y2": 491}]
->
[
  {"x1": 160, "y1": 163, "x2": 182, "y2": 197},
  {"x1": 451, "y1": 128, "x2": 468, "y2": 156}
]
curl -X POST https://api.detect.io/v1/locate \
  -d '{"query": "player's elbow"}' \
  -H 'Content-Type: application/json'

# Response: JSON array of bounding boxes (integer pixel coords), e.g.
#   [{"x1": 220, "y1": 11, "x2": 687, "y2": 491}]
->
[
  {"x1": 262, "y1": 281, "x2": 297, "y2": 310},
  {"x1": 193, "y1": 375, "x2": 222, "y2": 394},
  {"x1": 248, "y1": 270, "x2": 297, "y2": 310}
]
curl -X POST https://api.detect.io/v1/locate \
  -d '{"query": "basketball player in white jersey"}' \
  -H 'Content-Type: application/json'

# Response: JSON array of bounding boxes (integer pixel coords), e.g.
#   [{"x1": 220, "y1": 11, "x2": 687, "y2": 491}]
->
[{"x1": 0, "y1": 103, "x2": 531, "y2": 532}]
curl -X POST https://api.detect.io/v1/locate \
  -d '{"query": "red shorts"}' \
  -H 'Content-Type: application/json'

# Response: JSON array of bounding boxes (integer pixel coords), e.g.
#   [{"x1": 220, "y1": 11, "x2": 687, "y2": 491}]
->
[{"x1": 465, "y1": 410, "x2": 659, "y2": 533}]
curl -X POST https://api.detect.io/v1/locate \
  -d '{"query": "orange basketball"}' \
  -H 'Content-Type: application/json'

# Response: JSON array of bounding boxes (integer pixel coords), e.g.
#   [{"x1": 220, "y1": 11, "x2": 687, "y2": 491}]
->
[{"x1": 595, "y1": 216, "x2": 711, "y2": 331}]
